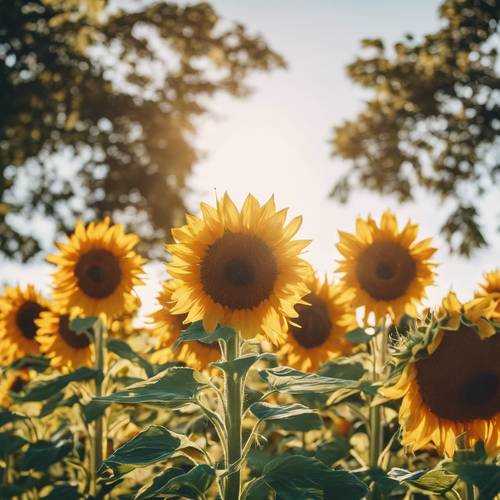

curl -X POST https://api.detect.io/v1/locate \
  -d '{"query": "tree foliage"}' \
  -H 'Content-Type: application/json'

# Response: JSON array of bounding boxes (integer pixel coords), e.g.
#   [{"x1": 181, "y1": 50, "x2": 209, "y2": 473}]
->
[
  {"x1": 330, "y1": 0, "x2": 499, "y2": 256},
  {"x1": 0, "y1": 0, "x2": 284, "y2": 260}
]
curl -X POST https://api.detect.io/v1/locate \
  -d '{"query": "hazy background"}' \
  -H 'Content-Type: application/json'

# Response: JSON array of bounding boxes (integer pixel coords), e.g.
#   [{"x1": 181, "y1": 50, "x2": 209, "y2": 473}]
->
[{"x1": 4, "y1": 0, "x2": 499, "y2": 318}]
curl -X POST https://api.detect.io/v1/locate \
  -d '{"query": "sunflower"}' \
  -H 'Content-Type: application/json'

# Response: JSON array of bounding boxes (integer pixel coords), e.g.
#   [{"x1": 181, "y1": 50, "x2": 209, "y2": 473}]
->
[
  {"x1": 150, "y1": 280, "x2": 220, "y2": 370},
  {"x1": 336, "y1": 210, "x2": 436, "y2": 322},
  {"x1": 166, "y1": 193, "x2": 311, "y2": 344},
  {"x1": 476, "y1": 269, "x2": 500, "y2": 318},
  {"x1": 0, "y1": 285, "x2": 49, "y2": 363},
  {"x1": 0, "y1": 369, "x2": 30, "y2": 407},
  {"x1": 279, "y1": 274, "x2": 356, "y2": 372},
  {"x1": 48, "y1": 218, "x2": 145, "y2": 318},
  {"x1": 35, "y1": 307, "x2": 93, "y2": 371},
  {"x1": 109, "y1": 295, "x2": 141, "y2": 338},
  {"x1": 382, "y1": 292, "x2": 500, "y2": 457}
]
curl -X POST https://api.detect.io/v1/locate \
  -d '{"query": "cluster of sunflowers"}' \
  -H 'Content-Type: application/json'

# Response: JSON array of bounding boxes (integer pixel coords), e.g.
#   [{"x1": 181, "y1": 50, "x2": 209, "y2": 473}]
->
[{"x1": 0, "y1": 193, "x2": 499, "y2": 499}]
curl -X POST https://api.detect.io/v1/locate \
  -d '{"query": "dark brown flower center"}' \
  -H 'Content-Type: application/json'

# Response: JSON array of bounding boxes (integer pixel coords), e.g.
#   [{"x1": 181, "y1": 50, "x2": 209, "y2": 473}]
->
[
  {"x1": 75, "y1": 249, "x2": 122, "y2": 299},
  {"x1": 15, "y1": 301, "x2": 45, "y2": 340},
  {"x1": 10, "y1": 375, "x2": 28, "y2": 393},
  {"x1": 416, "y1": 326, "x2": 500, "y2": 421},
  {"x1": 356, "y1": 240, "x2": 416, "y2": 301},
  {"x1": 289, "y1": 294, "x2": 332, "y2": 349},
  {"x1": 59, "y1": 314, "x2": 91, "y2": 349},
  {"x1": 200, "y1": 232, "x2": 278, "y2": 310}
]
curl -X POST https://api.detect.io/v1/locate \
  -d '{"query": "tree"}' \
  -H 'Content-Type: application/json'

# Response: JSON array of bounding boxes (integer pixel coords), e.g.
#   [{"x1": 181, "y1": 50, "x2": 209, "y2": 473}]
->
[
  {"x1": 0, "y1": 0, "x2": 285, "y2": 260},
  {"x1": 330, "y1": 0, "x2": 499, "y2": 256}
]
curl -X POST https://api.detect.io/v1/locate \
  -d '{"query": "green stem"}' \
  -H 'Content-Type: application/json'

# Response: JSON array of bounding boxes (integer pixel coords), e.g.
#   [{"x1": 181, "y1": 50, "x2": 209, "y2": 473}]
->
[
  {"x1": 91, "y1": 319, "x2": 105, "y2": 496},
  {"x1": 369, "y1": 323, "x2": 387, "y2": 469},
  {"x1": 465, "y1": 481, "x2": 475, "y2": 500},
  {"x1": 224, "y1": 331, "x2": 242, "y2": 500}
]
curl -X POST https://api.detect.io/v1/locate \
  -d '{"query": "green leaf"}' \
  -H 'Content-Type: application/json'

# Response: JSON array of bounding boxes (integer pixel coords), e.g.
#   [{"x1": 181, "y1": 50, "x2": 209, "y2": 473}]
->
[
  {"x1": 315, "y1": 438, "x2": 351, "y2": 466},
  {"x1": 260, "y1": 366, "x2": 375, "y2": 396},
  {"x1": 70, "y1": 316, "x2": 99, "y2": 335},
  {"x1": 41, "y1": 483, "x2": 81, "y2": 500},
  {"x1": 39, "y1": 394, "x2": 79, "y2": 418},
  {"x1": 388, "y1": 467, "x2": 459, "y2": 495},
  {"x1": 81, "y1": 400, "x2": 108, "y2": 423},
  {"x1": 449, "y1": 463, "x2": 500, "y2": 500},
  {"x1": 345, "y1": 328, "x2": 373, "y2": 344},
  {"x1": 243, "y1": 477, "x2": 274, "y2": 500},
  {"x1": 0, "y1": 409, "x2": 26, "y2": 427},
  {"x1": 14, "y1": 367, "x2": 96, "y2": 402},
  {"x1": 213, "y1": 353, "x2": 276, "y2": 378},
  {"x1": 95, "y1": 367, "x2": 207, "y2": 408},
  {"x1": 10, "y1": 355, "x2": 51, "y2": 372},
  {"x1": 100, "y1": 425, "x2": 205, "y2": 479},
  {"x1": 318, "y1": 357, "x2": 365, "y2": 381},
  {"x1": 107, "y1": 339, "x2": 154, "y2": 378},
  {"x1": 135, "y1": 467, "x2": 185, "y2": 500},
  {"x1": 250, "y1": 402, "x2": 322, "y2": 432},
  {"x1": 257, "y1": 455, "x2": 368, "y2": 499},
  {"x1": 173, "y1": 321, "x2": 235, "y2": 349},
  {"x1": 19, "y1": 439, "x2": 73, "y2": 471},
  {"x1": 155, "y1": 464, "x2": 215, "y2": 499},
  {"x1": 0, "y1": 432, "x2": 28, "y2": 459}
]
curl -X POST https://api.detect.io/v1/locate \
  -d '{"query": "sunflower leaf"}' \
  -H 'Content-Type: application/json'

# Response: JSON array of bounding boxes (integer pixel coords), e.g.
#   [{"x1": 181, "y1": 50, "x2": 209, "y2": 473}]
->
[
  {"x1": 94, "y1": 366, "x2": 208, "y2": 408},
  {"x1": 19, "y1": 438, "x2": 73, "y2": 471},
  {"x1": 249, "y1": 455, "x2": 368, "y2": 499},
  {"x1": 100, "y1": 425, "x2": 205, "y2": 479},
  {"x1": 107, "y1": 339, "x2": 154, "y2": 378},
  {"x1": 70, "y1": 316, "x2": 99, "y2": 335},
  {"x1": 260, "y1": 366, "x2": 376, "y2": 396},
  {"x1": 0, "y1": 432, "x2": 28, "y2": 459},
  {"x1": 250, "y1": 402, "x2": 322, "y2": 432},
  {"x1": 213, "y1": 353, "x2": 276, "y2": 377},
  {"x1": 0, "y1": 409, "x2": 27, "y2": 427},
  {"x1": 13, "y1": 367, "x2": 97, "y2": 402},
  {"x1": 173, "y1": 321, "x2": 235, "y2": 349},
  {"x1": 9, "y1": 355, "x2": 51, "y2": 372},
  {"x1": 345, "y1": 328, "x2": 374, "y2": 344},
  {"x1": 448, "y1": 463, "x2": 500, "y2": 500}
]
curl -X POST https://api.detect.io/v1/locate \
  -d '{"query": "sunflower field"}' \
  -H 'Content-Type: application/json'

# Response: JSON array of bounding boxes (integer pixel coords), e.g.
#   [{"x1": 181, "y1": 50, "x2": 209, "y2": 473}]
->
[{"x1": 0, "y1": 194, "x2": 499, "y2": 500}]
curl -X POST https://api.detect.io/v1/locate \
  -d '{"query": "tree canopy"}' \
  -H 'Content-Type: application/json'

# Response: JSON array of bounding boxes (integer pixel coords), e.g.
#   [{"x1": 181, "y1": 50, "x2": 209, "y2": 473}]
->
[
  {"x1": 0, "y1": 0, "x2": 284, "y2": 260},
  {"x1": 330, "y1": 0, "x2": 499, "y2": 256}
]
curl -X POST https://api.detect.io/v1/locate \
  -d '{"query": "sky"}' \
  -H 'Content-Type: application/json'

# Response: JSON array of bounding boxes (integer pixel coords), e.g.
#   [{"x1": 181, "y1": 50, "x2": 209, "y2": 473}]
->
[{"x1": 3, "y1": 0, "x2": 499, "y2": 318}]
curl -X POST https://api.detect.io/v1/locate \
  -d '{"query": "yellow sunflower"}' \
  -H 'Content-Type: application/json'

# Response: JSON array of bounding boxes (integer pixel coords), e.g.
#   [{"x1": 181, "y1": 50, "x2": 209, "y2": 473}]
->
[
  {"x1": 280, "y1": 274, "x2": 357, "y2": 372},
  {"x1": 108, "y1": 295, "x2": 141, "y2": 338},
  {"x1": 382, "y1": 292, "x2": 500, "y2": 457},
  {"x1": 36, "y1": 307, "x2": 93, "y2": 371},
  {"x1": 167, "y1": 193, "x2": 311, "y2": 344},
  {"x1": 0, "y1": 369, "x2": 30, "y2": 407},
  {"x1": 336, "y1": 210, "x2": 436, "y2": 322},
  {"x1": 476, "y1": 269, "x2": 500, "y2": 318},
  {"x1": 0, "y1": 285, "x2": 49, "y2": 363},
  {"x1": 48, "y1": 217, "x2": 145, "y2": 318},
  {"x1": 150, "y1": 280, "x2": 220, "y2": 370}
]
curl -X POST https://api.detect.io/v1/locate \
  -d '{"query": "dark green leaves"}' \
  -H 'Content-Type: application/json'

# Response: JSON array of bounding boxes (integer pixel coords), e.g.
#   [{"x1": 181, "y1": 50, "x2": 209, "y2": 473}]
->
[
  {"x1": 244, "y1": 455, "x2": 368, "y2": 500},
  {"x1": 448, "y1": 463, "x2": 500, "y2": 500},
  {"x1": 0, "y1": 409, "x2": 26, "y2": 427},
  {"x1": 173, "y1": 321, "x2": 235, "y2": 349},
  {"x1": 107, "y1": 338, "x2": 154, "y2": 377},
  {"x1": 95, "y1": 367, "x2": 207, "y2": 408},
  {"x1": 214, "y1": 353, "x2": 276, "y2": 378},
  {"x1": 344, "y1": 328, "x2": 373, "y2": 344},
  {"x1": 19, "y1": 439, "x2": 73, "y2": 471},
  {"x1": 386, "y1": 467, "x2": 459, "y2": 497},
  {"x1": 135, "y1": 465, "x2": 215, "y2": 500},
  {"x1": 70, "y1": 317, "x2": 99, "y2": 336},
  {"x1": 100, "y1": 425, "x2": 204, "y2": 479},
  {"x1": 260, "y1": 366, "x2": 374, "y2": 396},
  {"x1": 250, "y1": 402, "x2": 322, "y2": 432},
  {"x1": 0, "y1": 432, "x2": 27, "y2": 459},
  {"x1": 14, "y1": 367, "x2": 96, "y2": 402}
]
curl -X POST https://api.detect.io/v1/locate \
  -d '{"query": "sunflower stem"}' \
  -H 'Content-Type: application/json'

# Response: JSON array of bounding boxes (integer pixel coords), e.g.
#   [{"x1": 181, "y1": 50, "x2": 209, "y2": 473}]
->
[
  {"x1": 369, "y1": 321, "x2": 387, "y2": 470},
  {"x1": 465, "y1": 481, "x2": 475, "y2": 500},
  {"x1": 223, "y1": 331, "x2": 242, "y2": 500},
  {"x1": 91, "y1": 318, "x2": 105, "y2": 496}
]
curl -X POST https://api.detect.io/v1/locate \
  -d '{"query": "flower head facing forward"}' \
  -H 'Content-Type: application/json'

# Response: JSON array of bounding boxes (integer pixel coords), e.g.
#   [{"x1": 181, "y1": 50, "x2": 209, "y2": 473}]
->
[
  {"x1": 36, "y1": 307, "x2": 93, "y2": 371},
  {"x1": 48, "y1": 218, "x2": 145, "y2": 317},
  {"x1": 336, "y1": 210, "x2": 436, "y2": 321},
  {"x1": 0, "y1": 285, "x2": 49, "y2": 363},
  {"x1": 383, "y1": 292, "x2": 500, "y2": 457},
  {"x1": 167, "y1": 193, "x2": 311, "y2": 344},
  {"x1": 280, "y1": 274, "x2": 356, "y2": 372}
]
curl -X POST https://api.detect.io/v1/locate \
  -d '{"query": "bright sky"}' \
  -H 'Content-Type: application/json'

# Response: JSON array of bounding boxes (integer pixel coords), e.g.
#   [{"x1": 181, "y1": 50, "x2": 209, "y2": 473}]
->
[{"x1": 3, "y1": 0, "x2": 499, "y2": 318}]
